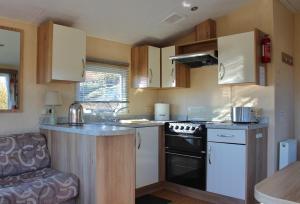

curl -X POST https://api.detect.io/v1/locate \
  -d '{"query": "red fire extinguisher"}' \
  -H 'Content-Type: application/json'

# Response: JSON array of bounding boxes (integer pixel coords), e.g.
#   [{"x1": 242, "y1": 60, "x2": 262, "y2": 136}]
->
[{"x1": 261, "y1": 34, "x2": 271, "y2": 63}]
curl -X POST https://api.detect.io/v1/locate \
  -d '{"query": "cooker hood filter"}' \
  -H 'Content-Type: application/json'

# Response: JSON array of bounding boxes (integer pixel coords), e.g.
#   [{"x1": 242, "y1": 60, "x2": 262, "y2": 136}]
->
[{"x1": 170, "y1": 51, "x2": 218, "y2": 68}]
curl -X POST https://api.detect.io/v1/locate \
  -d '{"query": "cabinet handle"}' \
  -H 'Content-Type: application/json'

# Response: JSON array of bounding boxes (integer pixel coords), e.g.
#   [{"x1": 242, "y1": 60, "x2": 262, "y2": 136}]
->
[
  {"x1": 137, "y1": 132, "x2": 141, "y2": 150},
  {"x1": 219, "y1": 63, "x2": 225, "y2": 80},
  {"x1": 217, "y1": 134, "x2": 235, "y2": 138},
  {"x1": 82, "y1": 57, "x2": 86, "y2": 78},
  {"x1": 149, "y1": 68, "x2": 153, "y2": 84},
  {"x1": 171, "y1": 68, "x2": 175, "y2": 84},
  {"x1": 208, "y1": 145, "x2": 212, "y2": 165}
]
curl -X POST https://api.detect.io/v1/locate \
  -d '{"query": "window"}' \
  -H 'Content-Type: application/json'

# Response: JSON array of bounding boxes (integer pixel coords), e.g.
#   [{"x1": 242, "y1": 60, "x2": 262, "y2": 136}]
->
[
  {"x1": 76, "y1": 62, "x2": 129, "y2": 114},
  {"x1": 0, "y1": 73, "x2": 11, "y2": 110}
]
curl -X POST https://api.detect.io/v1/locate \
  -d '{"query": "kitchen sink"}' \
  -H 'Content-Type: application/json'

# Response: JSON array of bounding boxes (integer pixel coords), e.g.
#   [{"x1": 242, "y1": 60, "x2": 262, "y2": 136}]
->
[{"x1": 119, "y1": 119, "x2": 150, "y2": 124}]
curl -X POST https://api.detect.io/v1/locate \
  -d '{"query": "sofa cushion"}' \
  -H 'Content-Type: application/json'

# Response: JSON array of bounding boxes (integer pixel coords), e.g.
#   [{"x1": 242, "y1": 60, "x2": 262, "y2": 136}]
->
[
  {"x1": 0, "y1": 168, "x2": 79, "y2": 204},
  {"x1": 0, "y1": 133, "x2": 51, "y2": 177}
]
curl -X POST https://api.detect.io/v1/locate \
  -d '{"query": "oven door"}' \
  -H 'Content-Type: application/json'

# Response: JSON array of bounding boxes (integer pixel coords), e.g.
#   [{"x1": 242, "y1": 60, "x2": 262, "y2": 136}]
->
[
  {"x1": 166, "y1": 151, "x2": 206, "y2": 190},
  {"x1": 165, "y1": 134, "x2": 206, "y2": 155}
]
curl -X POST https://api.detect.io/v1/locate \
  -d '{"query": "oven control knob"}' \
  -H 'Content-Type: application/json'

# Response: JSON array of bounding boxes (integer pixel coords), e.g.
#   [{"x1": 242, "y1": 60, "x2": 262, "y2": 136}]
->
[
  {"x1": 186, "y1": 126, "x2": 190, "y2": 130},
  {"x1": 180, "y1": 126, "x2": 184, "y2": 130},
  {"x1": 191, "y1": 127, "x2": 196, "y2": 131},
  {"x1": 175, "y1": 126, "x2": 179, "y2": 129}
]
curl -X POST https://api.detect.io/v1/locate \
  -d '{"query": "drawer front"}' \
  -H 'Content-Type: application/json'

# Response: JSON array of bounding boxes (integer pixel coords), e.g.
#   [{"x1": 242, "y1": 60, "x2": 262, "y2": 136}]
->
[{"x1": 208, "y1": 129, "x2": 246, "y2": 144}]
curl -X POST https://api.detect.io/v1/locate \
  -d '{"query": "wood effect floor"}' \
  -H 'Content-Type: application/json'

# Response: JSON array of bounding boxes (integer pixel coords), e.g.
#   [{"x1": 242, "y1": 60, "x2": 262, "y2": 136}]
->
[{"x1": 152, "y1": 190, "x2": 213, "y2": 204}]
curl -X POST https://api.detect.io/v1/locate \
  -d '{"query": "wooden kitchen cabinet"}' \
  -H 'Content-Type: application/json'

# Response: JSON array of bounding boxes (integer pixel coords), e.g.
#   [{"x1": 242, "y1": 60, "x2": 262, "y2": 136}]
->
[
  {"x1": 136, "y1": 127, "x2": 159, "y2": 188},
  {"x1": 217, "y1": 29, "x2": 266, "y2": 85},
  {"x1": 195, "y1": 19, "x2": 216, "y2": 41},
  {"x1": 161, "y1": 45, "x2": 190, "y2": 88},
  {"x1": 37, "y1": 21, "x2": 86, "y2": 84},
  {"x1": 131, "y1": 46, "x2": 160, "y2": 88},
  {"x1": 42, "y1": 129, "x2": 136, "y2": 204}
]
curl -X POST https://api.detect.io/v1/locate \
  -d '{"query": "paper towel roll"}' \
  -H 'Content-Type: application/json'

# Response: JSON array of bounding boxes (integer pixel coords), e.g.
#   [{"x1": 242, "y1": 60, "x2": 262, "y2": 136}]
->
[{"x1": 155, "y1": 103, "x2": 170, "y2": 121}]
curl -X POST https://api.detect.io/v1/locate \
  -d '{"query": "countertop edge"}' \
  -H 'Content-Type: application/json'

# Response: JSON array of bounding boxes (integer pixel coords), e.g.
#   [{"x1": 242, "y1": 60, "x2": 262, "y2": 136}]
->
[
  {"x1": 255, "y1": 186, "x2": 298, "y2": 204},
  {"x1": 206, "y1": 123, "x2": 268, "y2": 130},
  {"x1": 254, "y1": 162, "x2": 300, "y2": 204},
  {"x1": 40, "y1": 125, "x2": 136, "y2": 137}
]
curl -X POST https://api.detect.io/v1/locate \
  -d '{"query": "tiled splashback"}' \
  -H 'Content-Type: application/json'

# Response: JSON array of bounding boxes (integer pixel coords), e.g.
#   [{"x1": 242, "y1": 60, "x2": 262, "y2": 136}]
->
[{"x1": 187, "y1": 106, "x2": 231, "y2": 121}]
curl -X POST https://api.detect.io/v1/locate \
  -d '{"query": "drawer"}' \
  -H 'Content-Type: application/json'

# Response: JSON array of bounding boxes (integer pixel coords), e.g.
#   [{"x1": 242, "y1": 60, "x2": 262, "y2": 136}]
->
[{"x1": 207, "y1": 129, "x2": 246, "y2": 144}]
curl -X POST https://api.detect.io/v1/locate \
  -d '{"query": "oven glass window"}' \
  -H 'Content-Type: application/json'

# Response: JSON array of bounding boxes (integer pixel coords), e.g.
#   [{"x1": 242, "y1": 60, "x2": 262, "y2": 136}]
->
[
  {"x1": 166, "y1": 152, "x2": 206, "y2": 190},
  {"x1": 165, "y1": 135, "x2": 205, "y2": 155}
]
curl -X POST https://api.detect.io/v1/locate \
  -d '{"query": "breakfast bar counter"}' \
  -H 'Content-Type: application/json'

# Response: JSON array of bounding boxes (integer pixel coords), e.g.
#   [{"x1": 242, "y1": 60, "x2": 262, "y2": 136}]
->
[
  {"x1": 255, "y1": 162, "x2": 300, "y2": 204},
  {"x1": 40, "y1": 126, "x2": 136, "y2": 204},
  {"x1": 40, "y1": 124, "x2": 136, "y2": 136}
]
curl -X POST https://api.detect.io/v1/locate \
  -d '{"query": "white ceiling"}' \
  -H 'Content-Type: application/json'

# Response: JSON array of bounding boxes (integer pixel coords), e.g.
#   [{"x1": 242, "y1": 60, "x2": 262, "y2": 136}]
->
[
  {"x1": 0, "y1": 0, "x2": 251, "y2": 45},
  {"x1": 280, "y1": 0, "x2": 300, "y2": 13}
]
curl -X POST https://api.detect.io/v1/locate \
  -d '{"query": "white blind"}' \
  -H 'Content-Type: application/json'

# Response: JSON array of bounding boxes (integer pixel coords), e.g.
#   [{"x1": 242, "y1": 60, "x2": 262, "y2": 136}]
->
[{"x1": 76, "y1": 62, "x2": 128, "y2": 103}]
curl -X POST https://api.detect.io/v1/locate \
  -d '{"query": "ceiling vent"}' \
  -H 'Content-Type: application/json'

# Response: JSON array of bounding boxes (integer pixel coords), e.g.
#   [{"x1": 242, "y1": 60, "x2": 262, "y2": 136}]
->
[{"x1": 162, "y1": 13, "x2": 185, "y2": 24}]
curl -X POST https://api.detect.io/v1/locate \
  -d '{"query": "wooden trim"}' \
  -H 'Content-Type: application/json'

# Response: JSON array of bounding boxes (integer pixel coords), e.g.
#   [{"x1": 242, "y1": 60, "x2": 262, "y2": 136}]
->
[
  {"x1": 0, "y1": 26, "x2": 23, "y2": 112},
  {"x1": 136, "y1": 182, "x2": 164, "y2": 198},
  {"x1": 176, "y1": 39, "x2": 217, "y2": 55},
  {"x1": 255, "y1": 29, "x2": 267, "y2": 86},
  {"x1": 37, "y1": 21, "x2": 54, "y2": 84},
  {"x1": 246, "y1": 128, "x2": 268, "y2": 204},
  {"x1": 0, "y1": 26, "x2": 23, "y2": 32},
  {"x1": 0, "y1": 68, "x2": 18, "y2": 74},
  {"x1": 86, "y1": 57, "x2": 129, "y2": 68},
  {"x1": 246, "y1": 129, "x2": 256, "y2": 204},
  {"x1": 159, "y1": 126, "x2": 166, "y2": 181},
  {"x1": 164, "y1": 182, "x2": 245, "y2": 204},
  {"x1": 176, "y1": 38, "x2": 217, "y2": 47}
]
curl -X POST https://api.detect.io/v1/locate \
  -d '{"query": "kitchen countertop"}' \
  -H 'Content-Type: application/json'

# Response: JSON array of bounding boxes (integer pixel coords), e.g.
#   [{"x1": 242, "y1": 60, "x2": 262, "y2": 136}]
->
[
  {"x1": 40, "y1": 121, "x2": 165, "y2": 136},
  {"x1": 206, "y1": 122, "x2": 268, "y2": 130},
  {"x1": 92, "y1": 121, "x2": 165, "y2": 128},
  {"x1": 40, "y1": 124, "x2": 136, "y2": 137},
  {"x1": 255, "y1": 162, "x2": 300, "y2": 204}
]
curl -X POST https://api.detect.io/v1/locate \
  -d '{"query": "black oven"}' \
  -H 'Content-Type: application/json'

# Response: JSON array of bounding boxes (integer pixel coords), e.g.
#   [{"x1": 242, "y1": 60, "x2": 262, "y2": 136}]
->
[
  {"x1": 165, "y1": 122, "x2": 207, "y2": 190},
  {"x1": 165, "y1": 134, "x2": 206, "y2": 156}
]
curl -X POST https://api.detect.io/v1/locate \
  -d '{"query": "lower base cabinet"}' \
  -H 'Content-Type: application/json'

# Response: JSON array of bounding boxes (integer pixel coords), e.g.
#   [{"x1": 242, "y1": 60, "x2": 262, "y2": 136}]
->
[
  {"x1": 207, "y1": 142, "x2": 246, "y2": 200},
  {"x1": 136, "y1": 127, "x2": 159, "y2": 188},
  {"x1": 206, "y1": 128, "x2": 268, "y2": 204}
]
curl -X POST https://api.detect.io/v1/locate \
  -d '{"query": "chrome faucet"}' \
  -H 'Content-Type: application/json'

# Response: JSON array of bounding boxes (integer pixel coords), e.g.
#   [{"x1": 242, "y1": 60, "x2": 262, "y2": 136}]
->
[{"x1": 112, "y1": 106, "x2": 128, "y2": 122}]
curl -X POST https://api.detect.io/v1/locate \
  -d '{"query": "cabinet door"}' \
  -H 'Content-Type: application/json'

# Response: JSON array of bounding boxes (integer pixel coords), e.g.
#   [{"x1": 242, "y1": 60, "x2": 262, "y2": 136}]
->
[
  {"x1": 52, "y1": 24, "x2": 86, "y2": 82},
  {"x1": 207, "y1": 142, "x2": 246, "y2": 200},
  {"x1": 218, "y1": 31, "x2": 256, "y2": 85},
  {"x1": 162, "y1": 46, "x2": 176, "y2": 88},
  {"x1": 136, "y1": 127, "x2": 159, "y2": 188},
  {"x1": 148, "y1": 46, "x2": 161, "y2": 88}
]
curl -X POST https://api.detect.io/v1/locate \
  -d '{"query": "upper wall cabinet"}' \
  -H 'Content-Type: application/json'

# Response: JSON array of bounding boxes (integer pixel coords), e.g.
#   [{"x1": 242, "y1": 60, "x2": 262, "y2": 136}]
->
[
  {"x1": 218, "y1": 30, "x2": 266, "y2": 86},
  {"x1": 37, "y1": 21, "x2": 86, "y2": 84},
  {"x1": 131, "y1": 46, "x2": 160, "y2": 88},
  {"x1": 195, "y1": 19, "x2": 216, "y2": 41},
  {"x1": 161, "y1": 46, "x2": 190, "y2": 88}
]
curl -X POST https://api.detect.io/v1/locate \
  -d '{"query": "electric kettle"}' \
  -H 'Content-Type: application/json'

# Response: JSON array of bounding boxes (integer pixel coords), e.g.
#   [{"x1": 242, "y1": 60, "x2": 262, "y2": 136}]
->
[{"x1": 68, "y1": 102, "x2": 84, "y2": 126}]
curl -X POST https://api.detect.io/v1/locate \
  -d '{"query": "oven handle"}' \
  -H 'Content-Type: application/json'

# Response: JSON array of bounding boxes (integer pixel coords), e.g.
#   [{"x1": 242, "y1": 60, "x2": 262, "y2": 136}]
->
[
  {"x1": 166, "y1": 151, "x2": 202, "y2": 159},
  {"x1": 165, "y1": 134, "x2": 202, "y2": 139}
]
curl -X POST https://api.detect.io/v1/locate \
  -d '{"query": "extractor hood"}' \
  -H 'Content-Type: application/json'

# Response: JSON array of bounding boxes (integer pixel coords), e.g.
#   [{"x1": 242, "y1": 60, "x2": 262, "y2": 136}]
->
[{"x1": 169, "y1": 50, "x2": 218, "y2": 68}]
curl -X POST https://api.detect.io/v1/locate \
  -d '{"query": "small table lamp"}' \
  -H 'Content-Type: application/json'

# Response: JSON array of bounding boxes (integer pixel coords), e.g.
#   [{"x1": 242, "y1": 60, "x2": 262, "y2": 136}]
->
[{"x1": 45, "y1": 91, "x2": 62, "y2": 125}]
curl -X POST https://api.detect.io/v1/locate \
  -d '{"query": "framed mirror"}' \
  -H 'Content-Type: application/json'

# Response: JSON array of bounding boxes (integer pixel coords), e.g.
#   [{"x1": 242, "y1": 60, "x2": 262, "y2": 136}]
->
[{"x1": 0, "y1": 26, "x2": 23, "y2": 112}]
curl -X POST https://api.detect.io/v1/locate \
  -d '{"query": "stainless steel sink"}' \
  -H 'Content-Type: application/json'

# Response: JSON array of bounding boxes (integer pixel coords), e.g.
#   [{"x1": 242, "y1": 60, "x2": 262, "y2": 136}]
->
[{"x1": 91, "y1": 119, "x2": 158, "y2": 128}]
